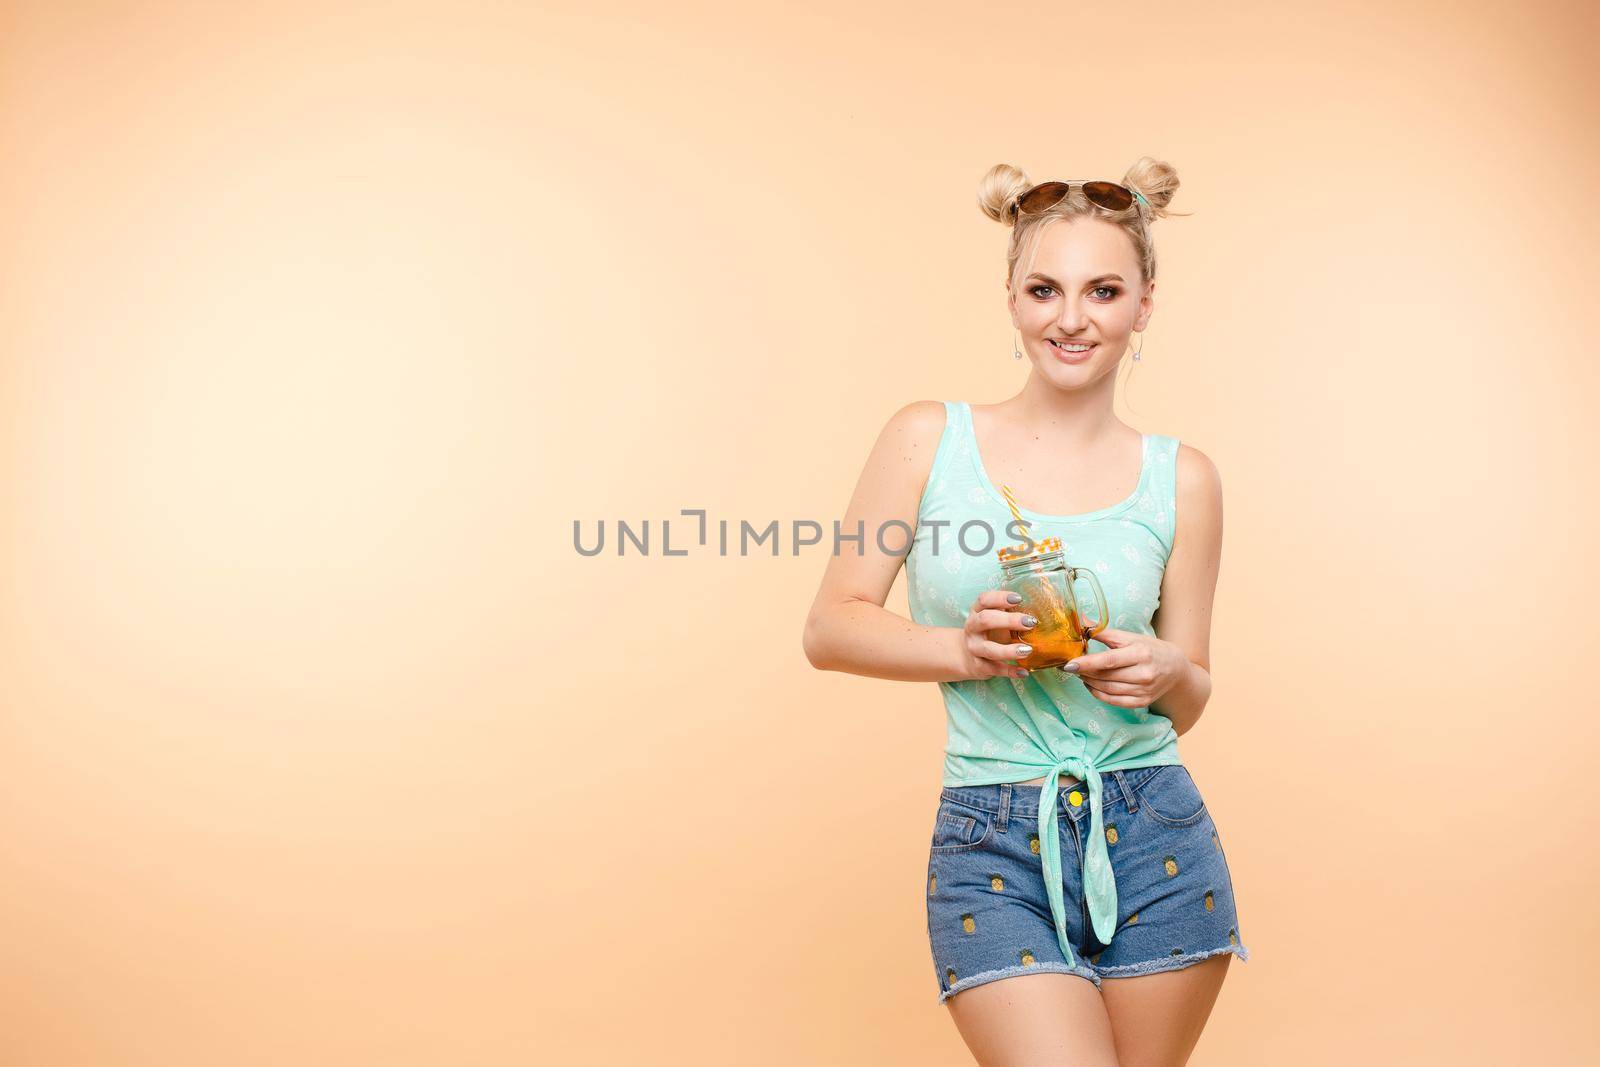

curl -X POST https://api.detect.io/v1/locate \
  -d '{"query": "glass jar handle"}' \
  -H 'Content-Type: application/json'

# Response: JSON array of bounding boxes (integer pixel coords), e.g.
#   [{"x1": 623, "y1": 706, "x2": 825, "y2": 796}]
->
[{"x1": 1067, "y1": 567, "x2": 1109, "y2": 639}]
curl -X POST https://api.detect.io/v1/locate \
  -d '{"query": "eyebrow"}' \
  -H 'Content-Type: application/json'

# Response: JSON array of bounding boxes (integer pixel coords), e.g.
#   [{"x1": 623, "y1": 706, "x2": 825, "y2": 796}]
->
[{"x1": 1025, "y1": 272, "x2": 1125, "y2": 286}]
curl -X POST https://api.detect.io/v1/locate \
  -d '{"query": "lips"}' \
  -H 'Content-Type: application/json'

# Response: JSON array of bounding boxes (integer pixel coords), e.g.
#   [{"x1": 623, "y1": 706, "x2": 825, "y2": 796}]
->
[{"x1": 1048, "y1": 339, "x2": 1096, "y2": 352}]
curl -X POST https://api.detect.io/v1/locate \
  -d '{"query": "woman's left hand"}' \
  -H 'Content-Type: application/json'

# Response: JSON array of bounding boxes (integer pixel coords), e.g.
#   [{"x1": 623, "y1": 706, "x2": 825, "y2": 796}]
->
[{"x1": 1059, "y1": 628, "x2": 1189, "y2": 708}]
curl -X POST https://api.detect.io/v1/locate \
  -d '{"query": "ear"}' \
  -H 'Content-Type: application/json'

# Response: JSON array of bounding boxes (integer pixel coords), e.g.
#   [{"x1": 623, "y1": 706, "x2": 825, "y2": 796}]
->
[{"x1": 1134, "y1": 281, "x2": 1155, "y2": 330}]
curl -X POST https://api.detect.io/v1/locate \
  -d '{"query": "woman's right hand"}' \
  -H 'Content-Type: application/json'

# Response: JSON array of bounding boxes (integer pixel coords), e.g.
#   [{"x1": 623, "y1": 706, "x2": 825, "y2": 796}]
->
[{"x1": 958, "y1": 591, "x2": 1037, "y2": 680}]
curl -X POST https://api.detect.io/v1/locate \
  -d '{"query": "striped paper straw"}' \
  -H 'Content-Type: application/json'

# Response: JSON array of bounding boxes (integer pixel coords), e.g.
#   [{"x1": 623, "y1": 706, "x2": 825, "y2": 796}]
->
[
  {"x1": 998, "y1": 483, "x2": 1024, "y2": 534},
  {"x1": 999, "y1": 483, "x2": 1033, "y2": 556}
]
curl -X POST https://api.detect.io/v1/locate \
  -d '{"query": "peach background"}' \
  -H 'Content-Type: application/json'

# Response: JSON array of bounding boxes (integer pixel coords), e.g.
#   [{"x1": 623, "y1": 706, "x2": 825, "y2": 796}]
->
[{"x1": 3, "y1": 1, "x2": 1597, "y2": 1063}]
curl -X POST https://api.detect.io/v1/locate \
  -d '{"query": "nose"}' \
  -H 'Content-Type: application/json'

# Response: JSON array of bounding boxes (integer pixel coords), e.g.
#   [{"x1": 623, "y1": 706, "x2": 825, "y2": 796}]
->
[{"x1": 1054, "y1": 300, "x2": 1090, "y2": 333}]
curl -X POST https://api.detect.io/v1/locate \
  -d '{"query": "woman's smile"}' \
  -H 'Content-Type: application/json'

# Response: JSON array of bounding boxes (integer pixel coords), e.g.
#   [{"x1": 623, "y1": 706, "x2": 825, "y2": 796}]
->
[{"x1": 1046, "y1": 338, "x2": 1097, "y2": 363}]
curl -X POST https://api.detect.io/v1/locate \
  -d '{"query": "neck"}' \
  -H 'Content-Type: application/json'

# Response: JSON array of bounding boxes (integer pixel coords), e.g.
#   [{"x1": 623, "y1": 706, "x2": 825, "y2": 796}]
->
[{"x1": 1003, "y1": 367, "x2": 1123, "y2": 448}]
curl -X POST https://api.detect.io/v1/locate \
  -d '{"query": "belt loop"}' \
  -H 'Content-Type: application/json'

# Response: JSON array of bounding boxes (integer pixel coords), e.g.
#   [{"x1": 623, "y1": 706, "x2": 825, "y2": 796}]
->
[
  {"x1": 1114, "y1": 770, "x2": 1138, "y2": 813},
  {"x1": 997, "y1": 783, "x2": 1010, "y2": 832}
]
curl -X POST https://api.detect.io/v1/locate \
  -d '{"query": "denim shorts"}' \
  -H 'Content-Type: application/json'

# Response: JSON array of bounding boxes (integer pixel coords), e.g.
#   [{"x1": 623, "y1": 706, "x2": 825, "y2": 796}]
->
[{"x1": 925, "y1": 764, "x2": 1250, "y2": 1003}]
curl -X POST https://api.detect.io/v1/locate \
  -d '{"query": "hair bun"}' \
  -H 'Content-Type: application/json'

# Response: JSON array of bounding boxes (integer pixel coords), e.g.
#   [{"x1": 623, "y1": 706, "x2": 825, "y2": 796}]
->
[
  {"x1": 976, "y1": 163, "x2": 1034, "y2": 227},
  {"x1": 1120, "y1": 157, "x2": 1185, "y2": 221}
]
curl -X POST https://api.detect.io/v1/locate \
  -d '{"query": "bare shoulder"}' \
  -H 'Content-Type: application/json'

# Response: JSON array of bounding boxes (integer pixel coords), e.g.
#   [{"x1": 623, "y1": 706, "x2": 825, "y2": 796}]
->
[
  {"x1": 881, "y1": 399, "x2": 948, "y2": 447},
  {"x1": 1174, "y1": 441, "x2": 1222, "y2": 503},
  {"x1": 869, "y1": 399, "x2": 949, "y2": 474},
  {"x1": 1171, "y1": 442, "x2": 1222, "y2": 537},
  {"x1": 846, "y1": 399, "x2": 950, "y2": 511}
]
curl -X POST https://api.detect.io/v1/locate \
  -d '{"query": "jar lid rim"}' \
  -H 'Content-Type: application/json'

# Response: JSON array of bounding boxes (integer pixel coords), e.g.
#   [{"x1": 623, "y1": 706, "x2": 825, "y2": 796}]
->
[
  {"x1": 996, "y1": 535, "x2": 1063, "y2": 563},
  {"x1": 998, "y1": 550, "x2": 1065, "y2": 567}
]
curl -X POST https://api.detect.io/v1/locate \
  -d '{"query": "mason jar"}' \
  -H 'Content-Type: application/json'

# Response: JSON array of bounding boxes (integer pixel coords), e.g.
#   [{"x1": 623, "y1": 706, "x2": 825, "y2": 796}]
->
[{"x1": 994, "y1": 537, "x2": 1109, "y2": 671}]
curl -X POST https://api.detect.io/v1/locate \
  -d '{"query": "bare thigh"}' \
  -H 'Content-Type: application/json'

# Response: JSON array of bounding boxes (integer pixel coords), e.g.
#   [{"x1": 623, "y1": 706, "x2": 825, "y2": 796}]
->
[
  {"x1": 945, "y1": 972, "x2": 1118, "y2": 1067},
  {"x1": 1099, "y1": 953, "x2": 1231, "y2": 1067}
]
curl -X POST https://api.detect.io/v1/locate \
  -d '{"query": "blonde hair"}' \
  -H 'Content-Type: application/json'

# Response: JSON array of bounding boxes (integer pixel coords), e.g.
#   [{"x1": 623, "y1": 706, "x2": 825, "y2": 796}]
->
[{"x1": 976, "y1": 158, "x2": 1190, "y2": 293}]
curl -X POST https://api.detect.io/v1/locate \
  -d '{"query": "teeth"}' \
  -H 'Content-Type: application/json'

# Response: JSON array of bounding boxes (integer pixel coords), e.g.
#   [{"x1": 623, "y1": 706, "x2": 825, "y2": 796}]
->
[{"x1": 1051, "y1": 340, "x2": 1094, "y2": 351}]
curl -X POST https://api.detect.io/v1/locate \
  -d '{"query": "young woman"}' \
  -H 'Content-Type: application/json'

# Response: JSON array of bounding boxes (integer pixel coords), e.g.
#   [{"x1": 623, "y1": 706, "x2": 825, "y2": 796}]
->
[{"x1": 802, "y1": 159, "x2": 1249, "y2": 1065}]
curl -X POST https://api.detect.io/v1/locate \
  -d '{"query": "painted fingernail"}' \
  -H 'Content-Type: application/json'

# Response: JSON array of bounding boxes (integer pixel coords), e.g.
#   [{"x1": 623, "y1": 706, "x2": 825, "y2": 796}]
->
[
  {"x1": 1062, "y1": 661, "x2": 1080, "y2": 672},
  {"x1": 1006, "y1": 592, "x2": 1022, "y2": 604},
  {"x1": 1021, "y1": 615, "x2": 1037, "y2": 628},
  {"x1": 1016, "y1": 645, "x2": 1032, "y2": 656},
  {"x1": 1017, "y1": 668, "x2": 1029, "y2": 677}
]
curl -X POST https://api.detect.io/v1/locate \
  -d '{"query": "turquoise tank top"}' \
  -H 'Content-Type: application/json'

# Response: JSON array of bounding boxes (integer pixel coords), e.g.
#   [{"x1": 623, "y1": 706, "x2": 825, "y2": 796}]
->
[{"x1": 905, "y1": 400, "x2": 1186, "y2": 968}]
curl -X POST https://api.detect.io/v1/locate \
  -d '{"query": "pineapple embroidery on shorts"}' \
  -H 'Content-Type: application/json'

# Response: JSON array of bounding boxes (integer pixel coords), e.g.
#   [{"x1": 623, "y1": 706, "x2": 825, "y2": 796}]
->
[
  {"x1": 946, "y1": 966, "x2": 957, "y2": 986},
  {"x1": 1163, "y1": 855, "x2": 1179, "y2": 877},
  {"x1": 1170, "y1": 948, "x2": 1185, "y2": 957},
  {"x1": 1204, "y1": 889, "x2": 1215, "y2": 912},
  {"x1": 1090, "y1": 951, "x2": 1103, "y2": 964},
  {"x1": 1029, "y1": 833, "x2": 1040, "y2": 855},
  {"x1": 1228, "y1": 929, "x2": 1238, "y2": 946},
  {"x1": 989, "y1": 874, "x2": 1005, "y2": 892},
  {"x1": 1212, "y1": 829, "x2": 1221, "y2": 850},
  {"x1": 1019, "y1": 948, "x2": 1036, "y2": 966},
  {"x1": 960, "y1": 913, "x2": 976, "y2": 934},
  {"x1": 1126, "y1": 911, "x2": 1139, "y2": 926},
  {"x1": 1105, "y1": 824, "x2": 1119, "y2": 845},
  {"x1": 928, "y1": 872, "x2": 937, "y2": 895}
]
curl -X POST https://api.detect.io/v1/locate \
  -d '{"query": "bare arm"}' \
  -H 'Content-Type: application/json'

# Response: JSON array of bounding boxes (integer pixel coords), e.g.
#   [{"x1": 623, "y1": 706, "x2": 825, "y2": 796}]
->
[
  {"x1": 1148, "y1": 444, "x2": 1224, "y2": 736},
  {"x1": 801, "y1": 401, "x2": 1033, "y2": 683}
]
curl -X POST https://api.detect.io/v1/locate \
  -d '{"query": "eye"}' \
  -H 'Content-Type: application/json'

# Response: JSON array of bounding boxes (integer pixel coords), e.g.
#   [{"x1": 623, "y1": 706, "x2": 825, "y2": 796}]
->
[{"x1": 1029, "y1": 284, "x2": 1120, "y2": 300}]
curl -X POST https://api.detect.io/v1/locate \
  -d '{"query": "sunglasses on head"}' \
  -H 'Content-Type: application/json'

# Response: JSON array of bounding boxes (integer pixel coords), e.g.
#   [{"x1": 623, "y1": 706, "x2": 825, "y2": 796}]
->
[{"x1": 1009, "y1": 180, "x2": 1150, "y2": 218}]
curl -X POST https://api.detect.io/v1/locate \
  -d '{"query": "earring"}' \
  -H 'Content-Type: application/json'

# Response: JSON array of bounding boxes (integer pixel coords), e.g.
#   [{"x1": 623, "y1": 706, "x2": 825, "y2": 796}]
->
[
  {"x1": 1131, "y1": 329, "x2": 1145, "y2": 362},
  {"x1": 1012, "y1": 329, "x2": 1023, "y2": 360}
]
